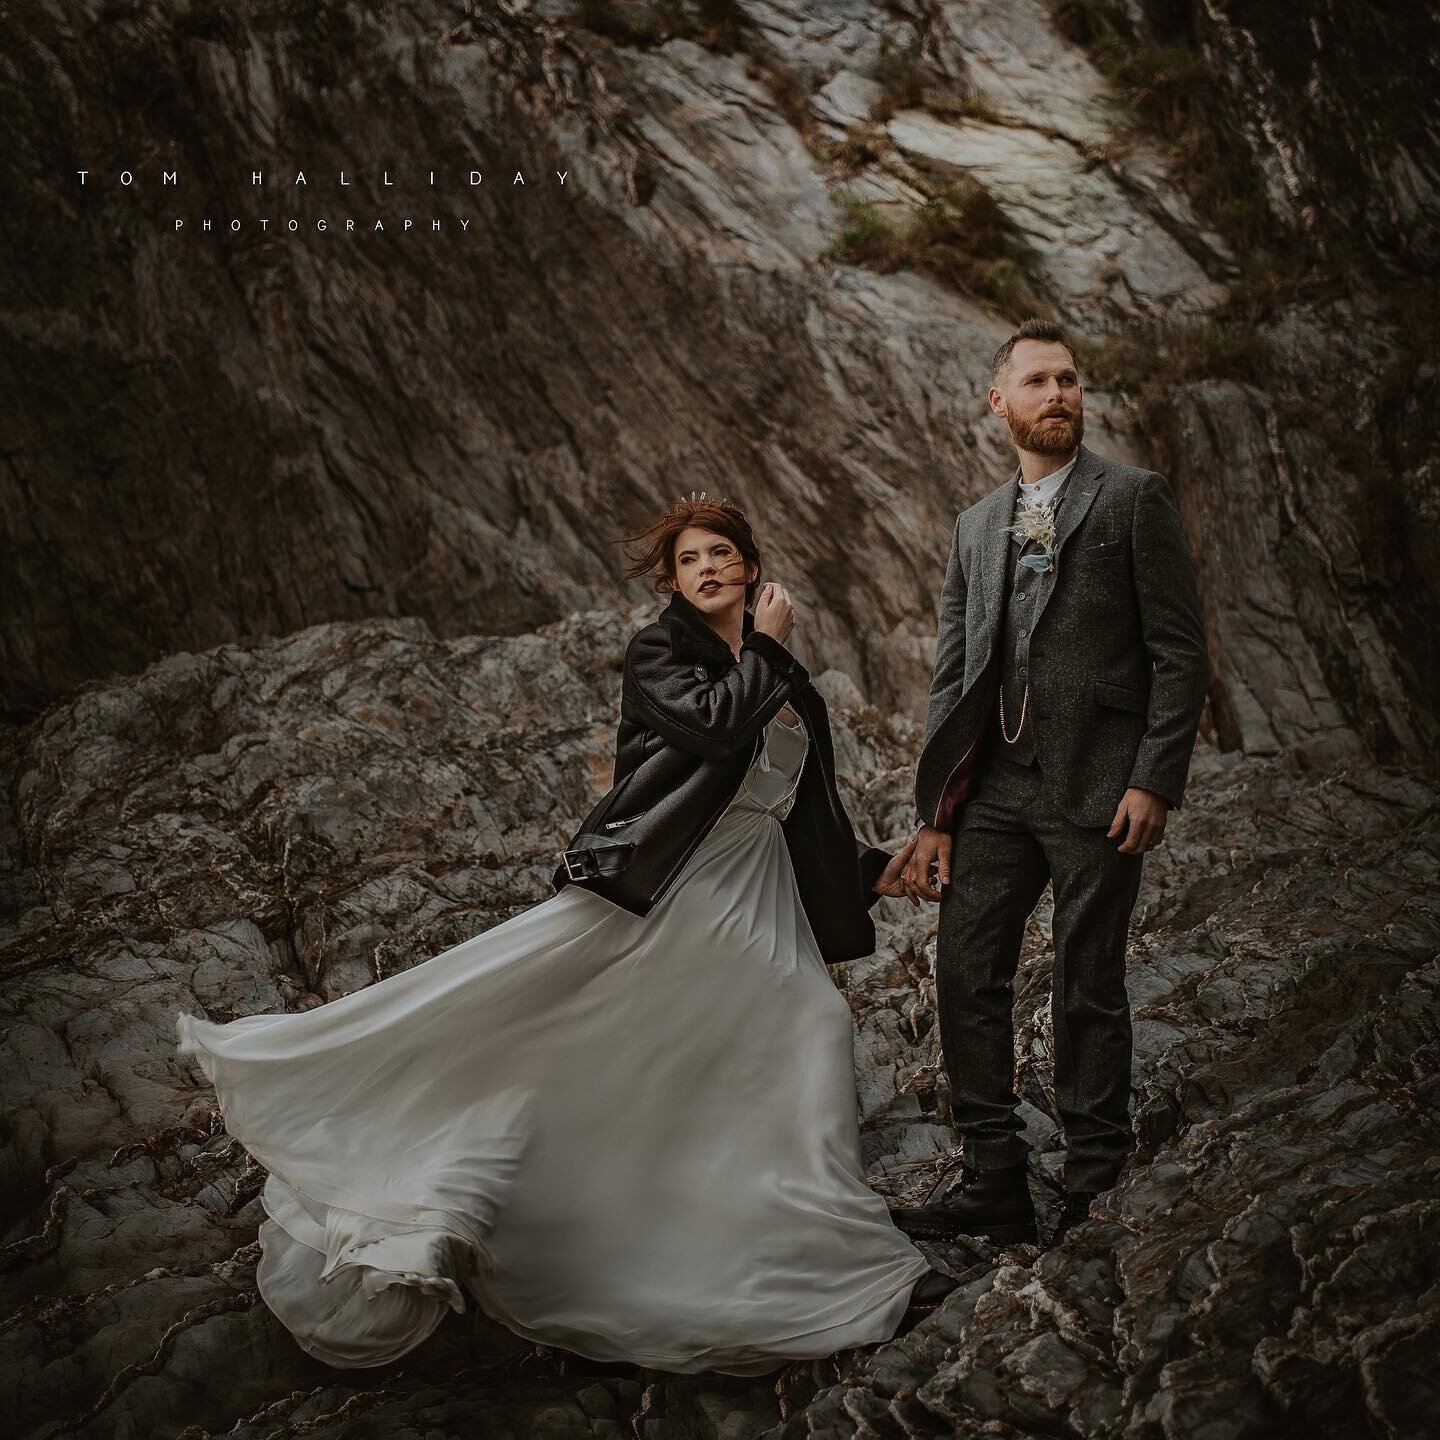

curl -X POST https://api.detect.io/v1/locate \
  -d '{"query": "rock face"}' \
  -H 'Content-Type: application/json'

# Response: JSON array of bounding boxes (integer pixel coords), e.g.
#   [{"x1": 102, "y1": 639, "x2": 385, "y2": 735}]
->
[
  {"x1": 2, "y1": 2, "x2": 1437, "y2": 1438},
  {"x1": 2, "y1": 614, "x2": 1436, "y2": 1439},
  {"x1": 5, "y1": 1, "x2": 1435, "y2": 763},
  {"x1": 826, "y1": 748, "x2": 1440, "y2": 1440}
]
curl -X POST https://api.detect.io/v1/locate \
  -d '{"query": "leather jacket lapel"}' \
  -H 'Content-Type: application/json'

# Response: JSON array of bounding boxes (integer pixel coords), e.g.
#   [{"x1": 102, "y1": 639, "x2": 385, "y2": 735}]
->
[{"x1": 658, "y1": 588, "x2": 755, "y2": 662}]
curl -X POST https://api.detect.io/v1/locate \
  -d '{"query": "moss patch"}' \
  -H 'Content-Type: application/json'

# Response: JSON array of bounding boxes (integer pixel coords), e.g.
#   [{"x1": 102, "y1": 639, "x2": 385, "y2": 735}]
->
[
  {"x1": 870, "y1": 35, "x2": 925, "y2": 121},
  {"x1": 1051, "y1": 2, "x2": 1283, "y2": 256},
  {"x1": 570, "y1": 0, "x2": 747, "y2": 53},
  {"x1": 1077, "y1": 321, "x2": 1273, "y2": 424},
  {"x1": 824, "y1": 183, "x2": 1039, "y2": 316}
]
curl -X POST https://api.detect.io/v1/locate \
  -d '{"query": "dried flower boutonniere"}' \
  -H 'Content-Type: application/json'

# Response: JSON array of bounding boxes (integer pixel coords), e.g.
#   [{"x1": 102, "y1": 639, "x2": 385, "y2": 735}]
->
[{"x1": 1007, "y1": 500, "x2": 1058, "y2": 574}]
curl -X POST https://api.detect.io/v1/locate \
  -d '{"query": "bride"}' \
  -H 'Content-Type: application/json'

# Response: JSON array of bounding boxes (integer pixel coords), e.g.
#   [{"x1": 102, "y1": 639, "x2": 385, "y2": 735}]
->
[{"x1": 175, "y1": 492, "x2": 957, "y2": 1375}]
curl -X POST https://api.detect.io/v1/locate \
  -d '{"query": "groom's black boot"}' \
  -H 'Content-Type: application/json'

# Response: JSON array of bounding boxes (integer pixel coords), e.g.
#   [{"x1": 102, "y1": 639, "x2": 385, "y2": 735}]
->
[
  {"x1": 1049, "y1": 1189, "x2": 1101, "y2": 1246},
  {"x1": 889, "y1": 1161, "x2": 1037, "y2": 1245}
]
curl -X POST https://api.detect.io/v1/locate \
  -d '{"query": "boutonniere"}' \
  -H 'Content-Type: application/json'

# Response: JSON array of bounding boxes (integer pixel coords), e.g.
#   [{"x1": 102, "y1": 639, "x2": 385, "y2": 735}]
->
[{"x1": 1007, "y1": 501, "x2": 1058, "y2": 573}]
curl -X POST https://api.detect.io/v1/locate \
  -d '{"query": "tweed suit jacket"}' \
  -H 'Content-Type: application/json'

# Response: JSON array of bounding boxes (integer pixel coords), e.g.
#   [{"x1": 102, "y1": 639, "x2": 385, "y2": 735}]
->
[{"x1": 914, "y1": 443, "x2": 1209, "y2": 831}]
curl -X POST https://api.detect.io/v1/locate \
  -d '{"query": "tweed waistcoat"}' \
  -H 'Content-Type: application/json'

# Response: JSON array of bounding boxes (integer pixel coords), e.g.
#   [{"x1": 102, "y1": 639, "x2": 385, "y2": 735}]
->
[{"x1": 994, "y1": 476, "x2": 1073, "y2": 765}]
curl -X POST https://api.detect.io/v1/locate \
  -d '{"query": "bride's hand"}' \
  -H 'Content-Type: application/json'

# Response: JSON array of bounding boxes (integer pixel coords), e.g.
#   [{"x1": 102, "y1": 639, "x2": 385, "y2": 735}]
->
[
  {"x1": 753, "y1": 582, "x2": 796, "y2": 645},
  {"x1": 872, "y1": 835, "x2": 919, "y2": 900}
]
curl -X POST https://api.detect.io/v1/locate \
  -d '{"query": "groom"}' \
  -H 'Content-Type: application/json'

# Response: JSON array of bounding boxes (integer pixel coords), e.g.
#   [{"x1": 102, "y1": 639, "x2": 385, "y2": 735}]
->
[{"x1": 890, "y1": 318, "x2": 1208, "y2": 1246}]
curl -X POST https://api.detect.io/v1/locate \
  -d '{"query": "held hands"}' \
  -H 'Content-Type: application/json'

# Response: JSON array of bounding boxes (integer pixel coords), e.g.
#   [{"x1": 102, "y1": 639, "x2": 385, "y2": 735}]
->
[
  {"x1": 901, "y1": 825, "x2": 951, "y2": 905},
  {"x1": 1108, "y1": 787, "x2": 1170, "y2": 854},
  {"x1": 875, "y1": 791, "x2": 1167, "y2": 908},
  {"x1": 872, "y1": 835, "x2": 919, "y2": 898},
  {"x1": 753, "y1": 582, "x2": 795, "y2": 645}
]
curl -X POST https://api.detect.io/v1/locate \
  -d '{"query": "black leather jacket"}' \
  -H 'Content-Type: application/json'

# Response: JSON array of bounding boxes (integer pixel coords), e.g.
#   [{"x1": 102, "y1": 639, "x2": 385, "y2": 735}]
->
[{"x1": 551, "y1": 589, "x2": 893, "y2": 963}]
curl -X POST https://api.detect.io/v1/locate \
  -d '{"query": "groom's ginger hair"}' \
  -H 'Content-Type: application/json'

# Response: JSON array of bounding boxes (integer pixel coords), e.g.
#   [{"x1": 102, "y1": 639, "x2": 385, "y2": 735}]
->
[
  {"x1": 614, "y1": 497, "x2": 764, "y2": 608},
  {"x1": 991, "y1": 317, "x2": 1078, "y2": 383}
]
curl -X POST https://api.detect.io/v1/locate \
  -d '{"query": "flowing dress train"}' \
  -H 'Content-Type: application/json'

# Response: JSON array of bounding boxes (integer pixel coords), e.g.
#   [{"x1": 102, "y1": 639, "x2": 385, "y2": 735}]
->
[{"x1": 175, "y1": 711, "x2": 930, "y2": 1374}]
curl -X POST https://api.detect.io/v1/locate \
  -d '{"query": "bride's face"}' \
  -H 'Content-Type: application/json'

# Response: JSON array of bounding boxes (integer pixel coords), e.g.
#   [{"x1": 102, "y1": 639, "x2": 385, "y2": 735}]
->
[{"x1": 672, "y1": 526, "x2": 754, "y2": 620}]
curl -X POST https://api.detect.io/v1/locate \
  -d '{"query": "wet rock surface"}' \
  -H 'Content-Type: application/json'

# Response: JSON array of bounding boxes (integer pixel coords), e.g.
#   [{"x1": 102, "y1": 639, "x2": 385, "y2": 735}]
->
[{"x1": 2, "y1": 613, "x2": 1435, "y2": 1439}]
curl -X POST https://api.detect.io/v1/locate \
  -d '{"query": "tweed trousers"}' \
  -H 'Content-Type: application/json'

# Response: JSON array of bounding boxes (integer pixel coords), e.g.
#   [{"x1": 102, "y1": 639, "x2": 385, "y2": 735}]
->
[{"x1": 935, "y1": 742, "x2": 1144, "y2": 1192}]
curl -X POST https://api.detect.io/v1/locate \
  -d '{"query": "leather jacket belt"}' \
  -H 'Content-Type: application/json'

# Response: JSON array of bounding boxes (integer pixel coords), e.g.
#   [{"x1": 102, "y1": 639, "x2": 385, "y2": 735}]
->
[{"x1": 561, "y1": 841, "x2": 635, "y2": 882}]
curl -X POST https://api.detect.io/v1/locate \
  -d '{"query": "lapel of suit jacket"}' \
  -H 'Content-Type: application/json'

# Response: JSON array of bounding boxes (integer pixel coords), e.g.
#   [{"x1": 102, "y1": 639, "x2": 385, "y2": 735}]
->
[
  {"x1": 976, "y1": 469, "x2": 1021, "y2": 625},
  {"x1": 1031, "y1": 443, "x2": 1108, "y2": 633}
]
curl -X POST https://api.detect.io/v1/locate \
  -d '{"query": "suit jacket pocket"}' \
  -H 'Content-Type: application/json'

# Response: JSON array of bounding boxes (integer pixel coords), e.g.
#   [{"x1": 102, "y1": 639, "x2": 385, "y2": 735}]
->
[
  {"x1": 1073, "y1": 540, "x2": 1125, "y2": 562},
  {"x1": 1094, "y1": 679, "x2": 1148, "y2": 714}
]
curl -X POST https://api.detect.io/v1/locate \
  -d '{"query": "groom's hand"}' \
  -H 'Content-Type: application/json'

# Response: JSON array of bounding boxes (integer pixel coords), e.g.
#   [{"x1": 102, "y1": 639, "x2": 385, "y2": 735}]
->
[
  {"x1": 902, "y1": 824, "x2": 951, "y2": 904},
  {"x1": 873, "y1": 835, "x2": 919, "y2": 898},
  {"x1": 1108, "y1": 787, "x2": 1169, "y2": 854}
]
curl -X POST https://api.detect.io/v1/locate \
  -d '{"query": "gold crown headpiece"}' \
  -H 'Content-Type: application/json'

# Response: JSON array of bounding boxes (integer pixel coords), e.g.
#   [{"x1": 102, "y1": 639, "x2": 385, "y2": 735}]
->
[{"x1": 663, "y1": 489, "x2": 745, "y2": 519}]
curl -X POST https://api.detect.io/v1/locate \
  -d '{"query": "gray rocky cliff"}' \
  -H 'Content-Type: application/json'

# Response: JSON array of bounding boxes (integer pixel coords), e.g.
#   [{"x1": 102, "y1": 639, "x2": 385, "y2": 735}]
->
[
  {"x1": 2, "y1": 2, "x2": 1437, "y2": 1437},
  {"x1": 4, "y1": 0, "x2": 1436, "y2": 760},
  {"x1": 1, "y1": 613, "x2": 1435, "y2": 1439}
]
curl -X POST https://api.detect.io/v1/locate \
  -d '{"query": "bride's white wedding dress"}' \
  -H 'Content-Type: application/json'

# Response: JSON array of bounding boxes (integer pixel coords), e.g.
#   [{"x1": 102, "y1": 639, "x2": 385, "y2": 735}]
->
[{"x1": 175, "y1": 710, "x2": 931, "y2": 1375}]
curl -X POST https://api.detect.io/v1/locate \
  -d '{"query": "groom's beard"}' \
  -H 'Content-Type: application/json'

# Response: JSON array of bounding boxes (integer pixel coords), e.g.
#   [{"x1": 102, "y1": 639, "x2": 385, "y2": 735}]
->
[{"x1": 1010, "y1": 406, "x2": 1084, "y2": 455}]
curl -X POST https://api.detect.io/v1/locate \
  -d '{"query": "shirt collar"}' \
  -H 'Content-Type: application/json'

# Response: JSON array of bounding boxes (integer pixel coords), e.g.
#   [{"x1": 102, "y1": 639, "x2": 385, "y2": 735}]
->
[{"x1": 1016, "y1": 451, "x2": 1079, "y2": 507}]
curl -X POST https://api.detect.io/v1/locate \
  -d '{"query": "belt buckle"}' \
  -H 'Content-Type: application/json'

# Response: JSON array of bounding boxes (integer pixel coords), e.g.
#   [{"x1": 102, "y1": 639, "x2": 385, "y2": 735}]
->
[{"x1": 562, "y1": 848, "x2": 596, "y2": 881}]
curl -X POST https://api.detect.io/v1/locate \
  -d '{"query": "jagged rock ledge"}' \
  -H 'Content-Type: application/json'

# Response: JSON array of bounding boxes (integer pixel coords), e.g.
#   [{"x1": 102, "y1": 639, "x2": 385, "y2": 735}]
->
[{"x1": 1, "y1": 613, "x2": 1435, "y2": 1438}]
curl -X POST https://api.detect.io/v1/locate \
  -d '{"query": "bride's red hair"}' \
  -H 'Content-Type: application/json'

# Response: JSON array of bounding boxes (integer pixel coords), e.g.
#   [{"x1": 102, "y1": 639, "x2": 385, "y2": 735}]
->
[{"x1": 615, "y1": 497, "x2": 764, "y2": 608}]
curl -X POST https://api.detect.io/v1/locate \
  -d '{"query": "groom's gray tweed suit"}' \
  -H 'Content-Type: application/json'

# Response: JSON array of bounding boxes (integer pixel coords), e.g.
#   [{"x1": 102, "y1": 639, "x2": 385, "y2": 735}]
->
[{"x1": 914, "y1": 442, "x2": 1208, "y2": 1192}]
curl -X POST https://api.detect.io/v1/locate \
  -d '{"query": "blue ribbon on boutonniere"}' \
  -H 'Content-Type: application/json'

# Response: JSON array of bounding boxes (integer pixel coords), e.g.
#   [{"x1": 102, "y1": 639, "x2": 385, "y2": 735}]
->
[{"x1": 1017, "y1": 548, "x2": 1055, "y2": 573}]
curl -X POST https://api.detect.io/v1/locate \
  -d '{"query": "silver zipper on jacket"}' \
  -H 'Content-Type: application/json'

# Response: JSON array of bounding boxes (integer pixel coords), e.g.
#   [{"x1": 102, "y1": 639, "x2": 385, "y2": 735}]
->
[{"x1": 603, "y1": 814, "x2": 644, "y2": 829}]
